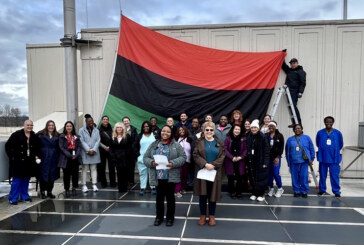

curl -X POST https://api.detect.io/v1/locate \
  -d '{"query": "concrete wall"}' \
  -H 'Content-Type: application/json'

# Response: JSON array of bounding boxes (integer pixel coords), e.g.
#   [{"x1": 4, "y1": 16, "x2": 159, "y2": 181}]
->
[{"x1": 26, "y1": 20, "x2": 364, "y2": 178}]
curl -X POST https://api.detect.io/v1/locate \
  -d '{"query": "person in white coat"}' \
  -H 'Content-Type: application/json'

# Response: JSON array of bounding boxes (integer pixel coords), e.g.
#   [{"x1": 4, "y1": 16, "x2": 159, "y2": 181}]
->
[{"x1": 79, "y1": 114, "x2": 101, "y2": 192}]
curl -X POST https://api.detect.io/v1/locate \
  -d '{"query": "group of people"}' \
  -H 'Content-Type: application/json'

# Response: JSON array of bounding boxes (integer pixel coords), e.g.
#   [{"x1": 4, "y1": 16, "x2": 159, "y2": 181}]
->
[{"x1": 5, "y1": 109, "x2": 343, "y2": 229}]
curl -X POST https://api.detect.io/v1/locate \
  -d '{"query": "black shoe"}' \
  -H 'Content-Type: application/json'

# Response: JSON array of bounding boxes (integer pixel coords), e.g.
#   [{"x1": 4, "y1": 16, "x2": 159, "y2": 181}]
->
[
  {"x1": 72, "y1": 188, "x2": 77, "y2": 195},
  {"x1": 166, "y1": 220, "x2": 174, "y2": 227},
  {"x1": 294, "y1": 193, "x2": 300, "y2": 197},
  {"x1": 65, "y1": 190, "x2": 70, "y2": 198},
  {"x1": 101, "y1": 182, "x2": 108, "y2": 188},
  {"x1": 302, "y1": 193, "x2": 308, "y2": 198},
  {"x1": 154, "y1": 218, "x2": 163, "y2": 226},
  {"x1": 24, "y1": 198, "x2": 32, "y2": 203},
  {"x1": 41, "y1": 191, "x2": 46, "y2": 199},
  {"x1": 317, "y1": 191, "x2": 326, "y2": 196},
  {"x1": 288, "y1": 124, "x2": 295, "y2": 128},
  {"x1": 236, "y1": 194, "x2": 243, "y2": 200},
  {"x1": 47, "y1": 193, "x2": 56, "y2": 199},
  {"x1": 230, "y1": 193, "x2": 236, "y2": 199},
  {"x1": 335, "y1": 194, "x2": 341, "y2": 198},
  {"x1": 110, "y1": 183, "x2": 117, "y2": 188},
  {"x1": 9, "y1": 200, "x2": 18, "y2": 205}
]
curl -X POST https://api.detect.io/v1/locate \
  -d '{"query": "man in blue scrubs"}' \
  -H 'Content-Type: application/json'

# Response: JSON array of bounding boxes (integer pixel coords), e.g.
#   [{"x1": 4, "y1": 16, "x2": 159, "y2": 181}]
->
[{"x1": 316, "y1": 116, "x2": 343, "y2": 198}]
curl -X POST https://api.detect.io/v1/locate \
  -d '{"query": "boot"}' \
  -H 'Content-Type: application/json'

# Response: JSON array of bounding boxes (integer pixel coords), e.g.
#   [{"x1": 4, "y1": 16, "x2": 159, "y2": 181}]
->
[
  {"x1": 208, "y1": 215, "x2": 216, "y2": 226},
  {"x1": 198, "y1": 215, "x2": 206, "y2": 226}
]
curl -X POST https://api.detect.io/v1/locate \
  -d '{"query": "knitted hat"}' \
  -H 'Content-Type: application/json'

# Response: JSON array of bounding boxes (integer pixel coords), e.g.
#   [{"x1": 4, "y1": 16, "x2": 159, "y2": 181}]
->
[{"x1": 250, "y1": 119, "x2": 260, "y2": 129}]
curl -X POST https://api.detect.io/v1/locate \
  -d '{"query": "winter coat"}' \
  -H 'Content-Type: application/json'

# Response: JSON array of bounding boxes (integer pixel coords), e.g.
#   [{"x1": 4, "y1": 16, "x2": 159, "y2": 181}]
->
[
  {"x1": 79, "y1": 125, "x2": 101, "y2": 164},
  {"x1": 265, "y1": 130, "x2": 285, "y2": 161},
  {"x1": 215, "y1": 124, "x2": 232, "y2": 143},
  {"x1": 38, "y1": 133, "x2": 60, "y2": 182},
  {"x1": 246, "y1": 132, "x2": 270, "y2": 191},
  {"x1": 151, "y1": 126, "x2": 161, "y2": 140},
  {"x1": 98, "y1": 123, "x2": 112, "y2": 153},
  {"x1": 282, "y1": 61, "x2": 306, "y2": 94},
  {"x1": 5, "y1": 129, "x2": 40, "y2": 178},
  {"x1": 109, "y1": 135, "x2": 132, "y2": 168},
  {"x1": 175, "y1": 121, "x2": 192, "y2": 130},
  {"x1": 58, "y1": 133, "x2": 82, "y2": 168},
  {"x1": 224, "y1": 136, "x2": 247, "y2": 175},
  {"x1": 316, "y1": 128, "x2": 343, "y2": 164},
  {"x1": 126, "y1": 125, "x2": 138, "y2": 161},
  {"x1": 286, "y1": 134, "x2": 315, "y2": 166},
  {"x1": 143, "y1": 139, "x2": 187, "y2": 186},
  {"x1": 193, "y1": 138, "x2": 225, "y2": 202}
]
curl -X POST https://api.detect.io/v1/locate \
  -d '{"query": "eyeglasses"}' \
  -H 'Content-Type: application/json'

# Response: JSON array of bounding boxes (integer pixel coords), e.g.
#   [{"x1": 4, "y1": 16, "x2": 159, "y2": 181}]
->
[{"x1": 205, "y1": 129, "x2": 214, "y2": 132}]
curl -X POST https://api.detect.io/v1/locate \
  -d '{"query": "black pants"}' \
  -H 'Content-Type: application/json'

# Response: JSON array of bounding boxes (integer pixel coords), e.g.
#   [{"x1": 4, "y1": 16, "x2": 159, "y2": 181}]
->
[
  {"x1": 40, "y1": 179, "x2": 54, "y2": 193},
  {"x1": 227, "y1": 162, "x2": 243, "y2": 195},
  {"x1": 252, "y1": 190, "x2": 265, "y2": 197},
  {"x1": 98, "y1": 150, "x2": 116, "y2": 186},
  {"x1": 156, "y1": 179, "x2": 176, "y2": 221},
  {"x1": 116, "y1": 166, "x2": 128, "y2": 192},
  {"x1": 289, "y1": 92, "x2": 302, "y2": 124},
  {"x1": 63, "y1": 158, "x2": 79, "y2": 191},
  {"x1": 199, "y1": 181, "x2": 216, "y2": 216},
  {"x1": 127, "y1": 158, "x2": 136, "y2": 185}
]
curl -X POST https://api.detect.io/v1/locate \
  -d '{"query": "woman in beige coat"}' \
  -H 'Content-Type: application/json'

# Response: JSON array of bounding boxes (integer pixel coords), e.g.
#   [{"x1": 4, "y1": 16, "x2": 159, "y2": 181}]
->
[{"x1": 193, "y1": 121, "x2": 225, "y2": 226}]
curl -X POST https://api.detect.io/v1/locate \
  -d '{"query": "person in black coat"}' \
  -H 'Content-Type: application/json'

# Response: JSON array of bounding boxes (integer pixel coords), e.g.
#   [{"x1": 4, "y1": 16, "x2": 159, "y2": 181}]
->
[
  {"x1": 37, "y1": 120, "x2": 60, "y2": 199},
  {"x1": 5, "y1": 120, "x2": 41, "y2": 205},
  {"x1": 58, "y1": 121, "x2": 83, "y2": 197},
  {"x1": 246, "y1": 119, "x2": 270, "y2": 202},
  {"x1": 281, "y1": 57, "x2": 306, "y2": 125},
  {"x1": 109, "y1": 122, "x2": 132, "y2": 193},
  {"x1": 265, "y1": 121, "x2": 285, "y2": 198},
  {"x1": 150, "y1": 117, "x2": 161, "y2": 139},
  {"x1": 122, "y1": 116, "x2": 138, "y2": 187},
  {"x1": 98, "y1": 116, "x2": 115, "y2": 188}
]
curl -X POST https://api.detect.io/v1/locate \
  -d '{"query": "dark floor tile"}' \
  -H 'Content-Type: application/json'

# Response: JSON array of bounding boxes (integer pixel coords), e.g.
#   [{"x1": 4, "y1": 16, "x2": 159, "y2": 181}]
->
[
  {"x1": 189, "y1": 204, "x2": 275, "y2": 220},
  {"x1": 183, "y1": 220, "x2": 291, "y2": 243},
  {"x1": 0, "y1": 213, "x2": 95, "y2": 233},
  {"x1": 283, "y1": 223, "x2": 364, "y2": 245},
  {"x1": 0, "y1": 233, "x2": 70, "y2": 245},
  {"x1": 181, "y1": 242, "x2": 256, "y2": 245},
  {"x1": 266, "y1": 195, "x2": 347, "y2": 207},
  {"x1": 122, "y1": 191, "x2": 193, "y2": 203},
  {"x1": 273, "y1": 206, "x2": 364, "y2": 223},
  {"x1": 24, "y1": 200, "x2": 114, "y2": 214},
  {"x1": 281, "y1": 186, "x2": 320, "y2": 194},
  {"x1": 81, "y1": 216, "x2": 184, "y2": 237},
  {"x1": 340, "y1": 197, "x2": 364, "y2": 208},
  {"x1": 106, "y1": 202, "x2": 189, "y2": 217},
  {"x1": 66, "y1": 190, "x2": 124, "y2": 200},
  {"x1": 67, "y1": 236, "x2": 179, "y2": 245}
]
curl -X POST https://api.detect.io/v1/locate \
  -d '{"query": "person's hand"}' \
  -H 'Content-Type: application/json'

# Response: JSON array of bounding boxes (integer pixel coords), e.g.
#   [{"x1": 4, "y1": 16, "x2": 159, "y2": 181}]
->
[
  {"x1": 262, "y1": 164, "x2": 267, "y2": 168},
  {"x1": 152, "y1": 161, "x2": 158, "y2": 167},
  {"x1": 237, "y1": 156, "x2": 242, "y2": 161},
  {"x1": 105, "y1": 147, "x2": 110, "y2": 152},
  {"x1": 232, "y1": 157, "x2": 237, "y2": 162},
  {"x1": 205, "y1": 163, "x2": 215, "y2": 170},
  {"x1": 309, "y1": 161, "x2": 313, "y2": 166},
  {"x1": 274, "y1": 157, "x2": 279, "y2": 166},
  {"x1": 88, "y1": 150, "x2": 95, "y2": 156},
  {"x1": 298, "y1": 93, "x2": 302, "y2": 98},
  {"x1": 72, "y1": 156, "x2": 76, "y2": 160},
  {"x1": 167, "y1": 162, "x2": 173, "y2": 168}
]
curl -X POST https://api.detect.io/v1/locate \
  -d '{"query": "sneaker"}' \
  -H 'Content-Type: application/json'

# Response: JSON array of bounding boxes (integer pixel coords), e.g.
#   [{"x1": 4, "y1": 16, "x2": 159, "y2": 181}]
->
[
  {"x1": 317, "y1": 191, "x2": 326, "y2": 196},
  {"x1": 175, "y1": 192, "x2": 183, "y2": 198},
  {"x1": 230, "y1": 192, "x2": 236, "y2": 199},
  {"x1": 335, "y1": 194, "x2": 341, "y2": 198},
  {"x1": 92, "y1": 184, "x2": 99, "y2": 192},
  {"x1": 257, "y1": 196, "x2": 265, "y2": 202},
  {"x1": 9, "y1": 200, "x2": 18, "y2": 205},
  {"x1": 249, "y1": 195, "x2": 257, "y2": 201},
  {"x1": 275, "y1": 188, "x2": 284, "y2": 198},
  {"x1": 24, "y1": 198, "x2": 32, "y2": 203},
  {"x1": 268, "y1": 188, "x2": 274, "y2": 197},
  {"x1": 151, "y1": 188, "x2": 157, "y2": 195},
  {"x1": 82, "y1": 185, "x2": 88, "y2": 193},
  {"x1": 139, "y1": 189, "x2": 145, "y2": 196}
]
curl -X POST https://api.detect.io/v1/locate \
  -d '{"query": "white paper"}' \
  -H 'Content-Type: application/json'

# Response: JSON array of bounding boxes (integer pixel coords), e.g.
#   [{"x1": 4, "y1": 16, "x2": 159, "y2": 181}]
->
[
  {"x1": 153, "y1": 155, "x2": 170, "y2": 170},
  {"x1": 197, "y1": 168, "x2": 217, "y2": 182}
]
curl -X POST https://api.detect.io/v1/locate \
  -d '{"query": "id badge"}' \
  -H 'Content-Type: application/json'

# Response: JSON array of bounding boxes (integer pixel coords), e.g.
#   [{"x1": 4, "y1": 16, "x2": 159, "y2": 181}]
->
[
  {"x1": 72, "y1": 150, "x2": 76, "y2": 156},
  {"x1": 270, "y1": 139, "x2": 274, "y2": 147},
  {"x1": 252, "y1": 149, "x2": 255, "y2": 155},
  {"x1": 27, "y1": 149, "x2": 30, "y2": 157},
  {"x1": 326, "y1": 139, "x2": 332, "y2": 145},
  {"x1": 295, "y1": 146, "x2": 300, "y2": 152}
]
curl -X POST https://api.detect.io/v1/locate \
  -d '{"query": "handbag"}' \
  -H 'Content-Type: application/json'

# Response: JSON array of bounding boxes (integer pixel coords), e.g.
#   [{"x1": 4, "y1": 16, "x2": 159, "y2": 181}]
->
[{"x1": 295, "y1": 137, "x2": 309, "y2": 161}]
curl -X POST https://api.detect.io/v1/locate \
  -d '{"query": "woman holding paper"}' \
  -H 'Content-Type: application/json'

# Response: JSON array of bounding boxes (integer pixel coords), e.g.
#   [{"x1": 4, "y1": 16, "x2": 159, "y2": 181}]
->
[
  {"x1": 143, "y1": 125, "x2": 187, "y2": 227},
  {"x1": 193, "y1": 121, "x2": 225, "y2": 227}
]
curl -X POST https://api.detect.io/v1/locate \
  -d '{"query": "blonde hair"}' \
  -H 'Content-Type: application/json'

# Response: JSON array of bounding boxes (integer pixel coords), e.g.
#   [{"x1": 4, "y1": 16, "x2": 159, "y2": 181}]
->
[
  {"x1": 202, "y1": 121, "x2": 215, "y2": 131},
  {"x1": 112, "y1": 122, "x2": 126, "y2": 139}
]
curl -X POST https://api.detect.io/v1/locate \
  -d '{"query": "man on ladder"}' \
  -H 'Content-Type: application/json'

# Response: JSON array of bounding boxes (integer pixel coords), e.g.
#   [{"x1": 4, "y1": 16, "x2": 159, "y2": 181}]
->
[{"x1": 281, "y1": 56, "x2": 306, "y2": 127}]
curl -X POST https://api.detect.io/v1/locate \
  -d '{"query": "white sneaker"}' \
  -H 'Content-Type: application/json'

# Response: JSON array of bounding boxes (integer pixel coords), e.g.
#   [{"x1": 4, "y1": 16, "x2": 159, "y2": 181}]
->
[
  {"x1": 275, "y1": 188, "x2": 284, "y2": 198},
  {"x1": 268, "y1": 188, "x2": 274, "y2": 197},
  {"x1": 82, "y1": 185, "x2": 88, "y2": 193},
  {"x1": 92, "y1": 184, "x2": 99, "y2": 192},
  {"x1": 175, "y1": 192, "x2": 183, "y2": 198},
  {"x1": 249, "y1": 195, "x2": 257, "y2": 201},
  {"x1": 257, "y1": 196, "x2": 265, "y2": 202}
]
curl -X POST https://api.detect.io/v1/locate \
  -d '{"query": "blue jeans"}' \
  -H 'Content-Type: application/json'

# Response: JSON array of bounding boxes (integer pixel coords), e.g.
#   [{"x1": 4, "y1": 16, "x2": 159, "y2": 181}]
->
[
  {"x1": 268, "y1": 158, "x2": 282, "y2": 188},
  {"x1": 9, "y1": 177, "x2": 31, "y2": 202}
]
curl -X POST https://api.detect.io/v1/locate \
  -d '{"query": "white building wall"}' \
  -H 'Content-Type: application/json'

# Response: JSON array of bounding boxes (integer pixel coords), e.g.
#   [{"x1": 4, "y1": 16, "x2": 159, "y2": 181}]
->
[{"x1": 27, "y1": 20, "x2": 364, "y2": 178}]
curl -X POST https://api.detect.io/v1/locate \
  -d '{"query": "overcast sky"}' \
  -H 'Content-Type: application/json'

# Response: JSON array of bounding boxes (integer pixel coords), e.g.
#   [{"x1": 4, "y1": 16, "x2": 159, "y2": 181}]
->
[{"x1": 0, "y1": 0, "x2": 363, "y2": 115}]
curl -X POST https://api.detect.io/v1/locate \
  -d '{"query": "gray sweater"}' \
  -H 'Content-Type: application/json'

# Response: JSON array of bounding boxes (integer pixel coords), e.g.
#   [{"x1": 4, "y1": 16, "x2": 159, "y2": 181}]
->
[{"x1": 143, "y1": 139, "x2": 187, "y2": 186}]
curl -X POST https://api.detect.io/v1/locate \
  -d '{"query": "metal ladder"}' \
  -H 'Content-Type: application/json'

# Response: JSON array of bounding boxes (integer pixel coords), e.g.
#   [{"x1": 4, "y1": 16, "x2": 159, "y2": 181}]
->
[{"x1": 269, "y1": 85, "x2": 319, "y2": 189}]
